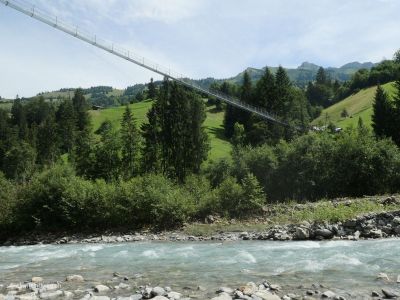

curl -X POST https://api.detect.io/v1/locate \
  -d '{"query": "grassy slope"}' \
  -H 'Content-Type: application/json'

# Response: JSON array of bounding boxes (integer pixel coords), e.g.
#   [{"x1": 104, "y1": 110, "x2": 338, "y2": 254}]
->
[
  {"x1": 89, "y1": 100, "x2": 232, "y2": 161},
  {"x1": 0, "y1": 102, "x2": 13, "y2": 111},
  {"x1": 313, "y1": 82, "x2": 396, "y2": 128}
]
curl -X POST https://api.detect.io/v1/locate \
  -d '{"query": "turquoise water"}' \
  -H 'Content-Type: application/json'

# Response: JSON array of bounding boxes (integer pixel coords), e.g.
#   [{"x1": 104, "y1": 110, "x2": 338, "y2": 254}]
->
[{"x1": 1, "y1": 239, "x2": 400, "y2": 297}]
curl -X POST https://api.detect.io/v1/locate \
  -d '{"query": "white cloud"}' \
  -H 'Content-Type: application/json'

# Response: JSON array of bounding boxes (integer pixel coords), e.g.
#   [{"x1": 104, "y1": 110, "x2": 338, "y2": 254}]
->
[{"x1": 1, "y1": 0, "x2": 400, "y2": 98}]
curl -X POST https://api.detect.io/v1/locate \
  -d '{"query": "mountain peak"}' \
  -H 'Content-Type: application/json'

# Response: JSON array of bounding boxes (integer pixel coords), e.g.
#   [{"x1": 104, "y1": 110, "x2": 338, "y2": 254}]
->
[
  {"x1": 340, "y1": 61, "x2": 375, "y2": 69},
  {"x1": 298, "y1": 62, "x2": 320, "y2": 71}
]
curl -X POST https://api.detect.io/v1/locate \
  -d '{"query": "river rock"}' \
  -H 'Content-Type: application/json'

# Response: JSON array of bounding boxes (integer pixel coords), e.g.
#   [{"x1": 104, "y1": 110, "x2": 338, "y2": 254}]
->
[
  {"x1": 93, "y1": 285, "x2": 110, "y2": 293},
  {"x1": 63, "y1": 291, "x2": 74, "y2": 299},
  {"x1": 210, "y1": 293, "x2": 232, "y2": 300},
  {"x1": 39, "y1": 290, "x2": 63, "y2": 299},
  {"x1": 294, "y1": 227, "x2": 309, "y2": 240},
  {"x1": 151, "y1": 287, "x2": 166, "y2": 297},
  {"x1": 314, "y1": 229, "x2": 333, "y2": 239},
  {"x1": 40, "y1": 284, "x2": 59, "y2": 292},
  {"x1": 371, "y1": 291, "x2": 380, "y2": 297},
  {"x1": 31, "y1": 277, "x2": 43, "y2": 284},
  {"x1": 377, "y1": 272, "x2": 390, "y2": 281},
  {"x1": 241, "y1": 282, "x2": 258, "y2": 295},
  {"x1": 167, "y1": 291, "x2": 182, "y2": 299},
  {"x1": 151, "y1": 297, "x2": 169, "y2": 300},
  {"x1": 217, "y1": 287, "x2": 233, "y2": 294},
  {"x1": 369, "y1": 229, "x2": 383, "y2": 238},
  {"x1": 321, "y1": 291, "x2": 336, "y2": 298},
  {"x1": 382, "y1": 288, "x2": 399, "y2": 298},
  {"x1": 66, "y1": 275, "x2": 84, "y2": 282},
  {"x1": 394, "y1": 226, "x2": 400, "y2": 235},
  {"x1": 254, "y1": 291, "x2": 280, "y2": 300},
  {"x1": 16, "y1": 293, "x2": 38, "y2": 300},
  {"x1": 129, "y1": 294, "x2": 143, "y2": 300}
]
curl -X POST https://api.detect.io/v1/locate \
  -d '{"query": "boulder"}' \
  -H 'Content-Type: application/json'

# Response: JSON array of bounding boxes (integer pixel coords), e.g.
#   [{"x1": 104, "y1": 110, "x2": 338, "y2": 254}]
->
[
  {"x1": 151, "y1": 287, "x2": 166, "y2": 297},
  {"x1": 211, "y1": 293, "x2": 232, "y2": 300},
  {"x1": 31, "y1": 277, "x2": 43, "y2": 284},
  {"x1": 321, "y1": 290, "x2": 336, "y2": 298},
  {"x1": 151, "y1": 297, "x2": 169, "y2": 300},
  {"x1": 39, "y1": 290, "x2": 63, "y2": 299},
  {"x1": 314, "y1": 229, "x2": 333, "y2": 239},
  {"x1": 294, "y1": 227, "x2": 309, "y2": 240},
  {"x1": 382, "y1": 289, "x2": 399, "y2": 298},
  {"x1": 254, "y1": 291, "x2": 280, "y2": 300},
  {"x1": 93, "y1": 285, "x2": 110, "y2": 293},
  {"x1": 15, "y1": 293, "x2": 38, "y2": 300},
  {"x1": 369, "y1": 229, "x2": 383, "y2": 239},
  {"x1": 217, "y1": 287, "x2": 233, "y2": 294},
  {"x1": 240, "y1": 282, "x2": 258, "y2": 295},
  {"x1": 66, "y1": 275, "x2": 84, "y2": 282},
  {"x1": 167, "y1": 291, "x2": 182, "y2": 299},
  {"x1": 377, "y1": 272, "x2": 390, "y2": 281}
]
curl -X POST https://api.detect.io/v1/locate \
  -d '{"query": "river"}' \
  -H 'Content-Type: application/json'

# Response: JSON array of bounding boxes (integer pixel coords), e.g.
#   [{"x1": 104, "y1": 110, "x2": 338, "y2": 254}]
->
[{"x1": 1, "y1": 239, "x2": 400, "y2": 298}]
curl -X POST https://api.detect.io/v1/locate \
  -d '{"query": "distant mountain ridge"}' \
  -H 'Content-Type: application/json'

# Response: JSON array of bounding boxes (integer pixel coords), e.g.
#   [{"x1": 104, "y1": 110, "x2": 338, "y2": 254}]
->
[
  {"x1": 2, "y1": 61, "x2": 375, "y2": 107},
  {"x1": 225, "y1": 61, "x2": 376, "y2": 88}
]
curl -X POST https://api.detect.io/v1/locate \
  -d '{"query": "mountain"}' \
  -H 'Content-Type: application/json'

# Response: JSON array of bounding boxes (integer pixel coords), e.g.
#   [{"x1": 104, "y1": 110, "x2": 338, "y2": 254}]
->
[
  {"x1": 226, "y1": 61, "x2": 376, "y2": 88},
  {"x1": 4, "y1": 61, "x2": 375, "y2": 109}
]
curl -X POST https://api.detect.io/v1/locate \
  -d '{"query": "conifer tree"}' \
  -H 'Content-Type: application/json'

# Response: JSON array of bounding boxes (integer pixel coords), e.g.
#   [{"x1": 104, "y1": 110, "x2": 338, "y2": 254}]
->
[
  {"x1": 141, "y1": 105, "x2": 161, "y2": 173},
  {"x1": 93, "y1": 121, "x2": 121, "y2": 181},
  {"x1": 142, "y1": 79, "x2": 209, "y2": 181},
  {"x1": 372, "y1": 85, "x2": 393, "y2": 138},
  {"x1": 36, "y1": 114, "x2": 59, "y2": 165},
  {"x1": 72, "y1": 89, "x2": 90, "y2": 132},
  {"x1": 73, "y1": 128, "x2": 95, "y2": 178},
  {"x1": 148, "y1": 78, "x2": 157, "y2": 99},
  {"x1": 316, "y1": 67, "x2": 327, "y2": 85},
  {"x1": 56, "y1": 99, "x2": 76, "y2": 153},
  {"x1": 120, "y1": 105, "x2": 140, "y2": 178}
]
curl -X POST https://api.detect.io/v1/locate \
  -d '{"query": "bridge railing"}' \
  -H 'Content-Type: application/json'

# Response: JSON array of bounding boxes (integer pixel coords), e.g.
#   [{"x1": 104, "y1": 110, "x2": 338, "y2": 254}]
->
[{"x1": 1, "y1": 0, "x2": 291, "y2": 127}]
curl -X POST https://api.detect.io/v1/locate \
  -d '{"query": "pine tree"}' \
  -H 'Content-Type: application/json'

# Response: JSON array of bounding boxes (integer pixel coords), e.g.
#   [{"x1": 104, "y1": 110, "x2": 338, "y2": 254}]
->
[
  {"x1": 73, "y1": 128, "x2": 95, "y2": 178},
  {"x1": 372, "y1": 85, "x2": 393, "y2": 138},
  {"x1": 222, "y1": 81, "x2": 239, "y2": 138},
  {"x1": 316, "y1": 67, "x2": 327, "y2": 85},
  {"x1": 141, "y1": 105, "x2": 161, "y2": 173},
  {"x1": 36, "y1": 114, "x2": 59, "y2": 165},
  {"x1": 254, "y1": 68, "x2": 276, "y2": 109},
  {"x1": 238, "y1": 71, "x2": 252, "y2": 127},
  {"x1": 93, "y1": 122, "x2": 121, "y2": 181},
  {"x1": 275, "y1": 66, "x2": 291, "y2": 116},
  {"x1": 72, "y1": 89, "x2": 90, "y2": 132},
  {"x1": 142, "y1": 80, "x2": 209, "y2": 181},
  {"x1": 56, "y1": 99, "x2": 77, "y2": 153},
  {"x1": 120, "y1": 105, "x2": 140, "y2": 178},
  {"x1": 148, "y1": 78, "x2": 157, "y2": 99}
]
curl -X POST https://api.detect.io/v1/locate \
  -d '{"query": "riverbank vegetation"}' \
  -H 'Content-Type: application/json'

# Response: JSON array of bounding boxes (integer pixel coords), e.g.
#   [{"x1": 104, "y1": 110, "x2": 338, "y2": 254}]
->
[{"x1": 1, "y1": 51, "x2": 400, "y2": 240}]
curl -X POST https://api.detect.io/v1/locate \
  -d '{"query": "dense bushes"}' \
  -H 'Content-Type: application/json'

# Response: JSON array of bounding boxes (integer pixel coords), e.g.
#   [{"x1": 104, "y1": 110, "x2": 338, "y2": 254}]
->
[
  {"x1": 0, "y1": 172, "x2": 17, "y2": 237},
  {"x1": 225, "y1": 128, "x2": 400, "y2": 201},
  {"x1": 0, "y1": 165, "x2": 266, "y2": 238}
]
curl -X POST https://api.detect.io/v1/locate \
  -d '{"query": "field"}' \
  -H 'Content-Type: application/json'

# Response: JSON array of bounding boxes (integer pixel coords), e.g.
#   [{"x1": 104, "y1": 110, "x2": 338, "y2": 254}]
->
[
  {"x1": 313, "y1": 82, "x2": 396, "y2": 128},
  {"x1": 0, "y1": 101, "x2": 13, "y2": 111},
  {"x1": 89, "y1": 100, "x2": 232, "y2": 161}
]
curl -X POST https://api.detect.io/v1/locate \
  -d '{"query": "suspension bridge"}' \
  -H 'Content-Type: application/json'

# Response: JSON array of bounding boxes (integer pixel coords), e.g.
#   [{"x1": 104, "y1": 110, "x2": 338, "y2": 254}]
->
[{"x1": 1, "y1": 0, "x2": 290, "y2": 127}]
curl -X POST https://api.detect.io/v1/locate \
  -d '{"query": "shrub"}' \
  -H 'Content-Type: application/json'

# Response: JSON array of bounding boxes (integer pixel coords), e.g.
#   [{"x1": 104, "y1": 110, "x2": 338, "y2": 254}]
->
[
  {"x1": 117, "y1": 174, "x2": 196, "y2": 229},
  {"x1": 0, "y1": 172, "x2": 16, "y2": 236},
  {"x1": 217, "y1": 174, "x2": 266, "y2": 218}
]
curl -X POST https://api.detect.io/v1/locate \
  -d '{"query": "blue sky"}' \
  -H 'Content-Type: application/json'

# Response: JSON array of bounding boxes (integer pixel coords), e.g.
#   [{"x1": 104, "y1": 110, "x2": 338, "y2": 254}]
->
[{"x1": 1, "y1": 0, "x2": 399, "y2": 98}]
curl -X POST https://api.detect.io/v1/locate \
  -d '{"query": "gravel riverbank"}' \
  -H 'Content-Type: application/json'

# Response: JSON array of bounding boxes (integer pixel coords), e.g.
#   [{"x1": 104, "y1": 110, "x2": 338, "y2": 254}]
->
[
  {"x1": 1, "y1": 273, "x2": 400, "y2": 300},
  {"x1": 3, "y1": 207, "x2": 400, "y2": 246}
]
